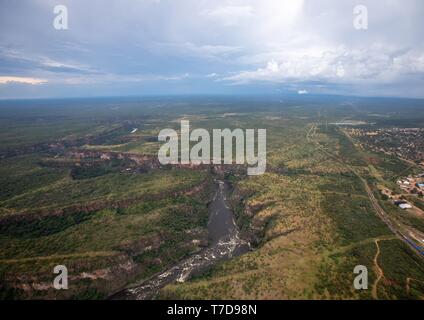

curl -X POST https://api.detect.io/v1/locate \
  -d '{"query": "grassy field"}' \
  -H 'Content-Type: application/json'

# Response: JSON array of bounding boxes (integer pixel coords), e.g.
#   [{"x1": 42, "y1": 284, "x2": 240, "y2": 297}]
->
[
  {"x1": 1, "y1": 167, "x2": 204, "y2": 212},
  {"x1": 158, "y1": 102, "x2": 424, "y2": 300},
  {"x1": 0, "y1": 101, "x2": 213, "y2": 298},
  {"x1": 0, "y1": 96, "x2": 424, "y2": 299}
]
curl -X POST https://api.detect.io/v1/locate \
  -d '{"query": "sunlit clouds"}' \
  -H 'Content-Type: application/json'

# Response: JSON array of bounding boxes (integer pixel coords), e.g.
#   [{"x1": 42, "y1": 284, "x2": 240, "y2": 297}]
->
[
  {"x1": 0, "y1": 76, "x2": 47, "y2": 85},
  {"x1": 0, "y1": 0, "x2": 423, "y2": 98}
]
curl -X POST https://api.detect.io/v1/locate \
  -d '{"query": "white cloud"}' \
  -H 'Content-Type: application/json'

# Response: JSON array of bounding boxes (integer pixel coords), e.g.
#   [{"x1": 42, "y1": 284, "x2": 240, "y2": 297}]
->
[
  {"x1": 160, "y1": 73, "x2": 190, "y2": 81},
  {"x1": 60, "y1": 72, "x2": 190, "y2": 85},
  {"x1": 0, "y1": 46, "x2": 95, "y2": 74},
  {"x1": 298, "y1": 90, "x2": 308, "y2": 94},
  {"x1": 2, "y1": 0, "x2": 424, "y2": 97},
  {"x1": 0, "y1": 76, "x2": 47, "y2": 85},
  {"x1": 222, "y1": 47, "x2": 424, "y2": 85},
  {"x1": 266, "y1": 61, "x2": 279, "y2": 73},
  {"x1": 203, "y1": 5, "x2": 254, "y2": 26},
  {"x1": 151, "y1": 42, "x2": 240, "y2": 59}
]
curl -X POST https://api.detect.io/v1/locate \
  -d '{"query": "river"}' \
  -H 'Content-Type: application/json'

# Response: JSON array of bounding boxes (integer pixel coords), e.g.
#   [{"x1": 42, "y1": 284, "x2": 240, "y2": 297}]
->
[{"x1": 109, "y1": 179, "x2": 250, "y2": 300}]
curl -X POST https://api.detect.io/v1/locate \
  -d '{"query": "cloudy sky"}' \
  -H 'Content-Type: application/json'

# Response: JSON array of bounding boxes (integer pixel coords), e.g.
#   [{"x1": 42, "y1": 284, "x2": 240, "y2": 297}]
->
[{"x1": 1, "y1": 0, "x2": 424, "y2": 99}]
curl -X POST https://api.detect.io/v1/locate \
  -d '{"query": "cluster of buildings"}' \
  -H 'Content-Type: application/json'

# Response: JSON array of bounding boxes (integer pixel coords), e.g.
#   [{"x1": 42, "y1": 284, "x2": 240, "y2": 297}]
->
[
  {"x1": 348, "y1": 128, "x2": 424, "y2": 165},
  {"x1": 393, "y1": 173, "x2": 424, "y2": 210},
  {"x1": 393, "y1": 200, "x2": 413, "y2": 210},
  {"x1": 379, "y1": 174, "x2": 424, "y2": 210},
  {"x1": 397, "y1": 173, "x2": 424, "y2": 196},
  {"x1": 380, "y1": 188, "x2": 414, "y2": 210}
]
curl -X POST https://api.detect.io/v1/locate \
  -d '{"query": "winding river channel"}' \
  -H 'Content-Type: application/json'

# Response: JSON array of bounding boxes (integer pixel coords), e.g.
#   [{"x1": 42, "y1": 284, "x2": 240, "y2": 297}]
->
[{"x1": 110, "y1": 179, "x2": 250, "y2": 300}]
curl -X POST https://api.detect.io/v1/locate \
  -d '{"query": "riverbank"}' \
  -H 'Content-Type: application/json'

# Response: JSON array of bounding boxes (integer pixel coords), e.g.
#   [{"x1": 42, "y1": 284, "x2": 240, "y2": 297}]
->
[{"x1": 109, "y1": 179, "x2": 250, "y2": 300}]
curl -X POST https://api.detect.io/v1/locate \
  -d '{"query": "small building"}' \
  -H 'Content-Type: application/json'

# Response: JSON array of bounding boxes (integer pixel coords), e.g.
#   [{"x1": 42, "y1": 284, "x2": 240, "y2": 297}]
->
[
  {"x1": 399, "y1": 203, "x2": 412, "y2": 210},
  {"x1": 100, "y1": 154, "x2": 111, "y2": 160},
  {"x1": 394, "y1": 200, "x2": 406, "y2": 206}
]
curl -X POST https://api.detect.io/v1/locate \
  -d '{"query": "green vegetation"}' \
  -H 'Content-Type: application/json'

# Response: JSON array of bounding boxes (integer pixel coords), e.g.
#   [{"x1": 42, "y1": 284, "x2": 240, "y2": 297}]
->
[
  {"x1": 0, "y1": 96, "x2": 423, "y2": 299},
  {"x1": 158, "y1": 101, "x2": 424, "y2": 300},
  {"x1": 1, "y1": 168, "x2": 204, "y2": 212}
]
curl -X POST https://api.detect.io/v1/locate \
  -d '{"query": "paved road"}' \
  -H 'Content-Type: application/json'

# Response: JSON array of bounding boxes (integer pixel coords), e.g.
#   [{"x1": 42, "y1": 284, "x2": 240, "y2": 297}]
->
[{"x1": 307, "y1": 124, "x2": 424, "y2": 258}]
